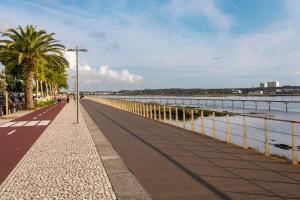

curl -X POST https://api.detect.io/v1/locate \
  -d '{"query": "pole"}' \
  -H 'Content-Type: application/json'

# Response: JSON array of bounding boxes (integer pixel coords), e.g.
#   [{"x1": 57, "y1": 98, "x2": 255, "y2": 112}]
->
[{"x1": 76, "y1": 46, "x2": 79, "y2": 124}]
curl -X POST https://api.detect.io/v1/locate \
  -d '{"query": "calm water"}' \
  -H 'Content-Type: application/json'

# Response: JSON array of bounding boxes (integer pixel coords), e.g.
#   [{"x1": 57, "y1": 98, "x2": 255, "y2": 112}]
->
[{"x1": 96, "y1": 95, "x2": 300, "y2": 161}]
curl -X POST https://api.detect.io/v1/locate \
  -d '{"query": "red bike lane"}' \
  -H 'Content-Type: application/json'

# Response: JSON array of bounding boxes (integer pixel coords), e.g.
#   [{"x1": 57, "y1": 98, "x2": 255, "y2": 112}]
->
[{"x1": 0, "y1": 103, "x2": 65, "y2": 184}]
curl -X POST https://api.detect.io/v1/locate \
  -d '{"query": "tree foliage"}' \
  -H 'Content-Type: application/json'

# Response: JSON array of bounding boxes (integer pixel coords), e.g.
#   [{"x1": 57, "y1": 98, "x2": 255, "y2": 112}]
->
[{"x1": 0, "y1": 25, "x2": 69, "y2": 108}]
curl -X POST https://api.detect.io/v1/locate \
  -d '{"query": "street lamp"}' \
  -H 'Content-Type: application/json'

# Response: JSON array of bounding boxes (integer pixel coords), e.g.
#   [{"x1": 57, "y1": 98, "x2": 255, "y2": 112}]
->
[{"x1": 67, "y1": 46, "x2": 87, "y2": 124}]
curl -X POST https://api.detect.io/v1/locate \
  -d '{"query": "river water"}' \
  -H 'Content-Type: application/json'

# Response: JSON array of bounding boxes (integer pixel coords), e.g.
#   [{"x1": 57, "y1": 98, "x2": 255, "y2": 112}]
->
[{"x1": 96, "y1": 95, "x2": 300, "y2": 161}]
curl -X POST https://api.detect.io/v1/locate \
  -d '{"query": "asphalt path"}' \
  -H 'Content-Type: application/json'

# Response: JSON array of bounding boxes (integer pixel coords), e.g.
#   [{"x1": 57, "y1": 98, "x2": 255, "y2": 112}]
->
[
  {"x1": 82, "y1": 99, "x2": 300, "y2": 200},
  {"x1": 0, "y1": 103, "x2": 65, "y2": 184}
]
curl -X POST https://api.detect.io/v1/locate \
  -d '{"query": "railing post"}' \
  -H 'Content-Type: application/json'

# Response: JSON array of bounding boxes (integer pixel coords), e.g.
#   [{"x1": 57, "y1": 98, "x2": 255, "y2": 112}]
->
[
  {"x1": 150, "y1": 104, "x2": 153, "y2": 119},
  {"x1": 191, "y1": 109, "x2": 195, "y2": 132},
  {"x1": 175, "y1": 107, "x2": 178, "y2": 127},
  {"x1": 226, "y1": 113, "x2": 231, "y2": 143},
  {"x1": 154, "y1": 105, "x2": 157, "y2": 120},
  {"x1": 159, "y1": 105, "x2": 161, "y2": 121},
  {"x1": 212, "y1": 112, "x2": 216, "y2": 138},
  {"x1": 264, "y1": 118, "x2": 270, "y2": 157},
  {"x1": 169, "y1": 107, "x2": 172, "y2": 124},
  {"x1": 163, "y1": 106, "x2": 166, "y2": 123},
  {"x1": 201, "y1": 110, "x2": 205, "y2": 135},
  {"x1": 146, "y1": 104, "x2": 149, "y2": 118},
  {"x1": 183, "y1": 108, "x2": 186, "y2": 129},
  {"x1": 143, "y1": 103, "x2": 146, "y2": 117},
  {"x1": 243, "y1": 116, "x2": 248, "y2": 149},
  {"x1": 292, "y1": 122, "x2": 298, "y2": 165}
]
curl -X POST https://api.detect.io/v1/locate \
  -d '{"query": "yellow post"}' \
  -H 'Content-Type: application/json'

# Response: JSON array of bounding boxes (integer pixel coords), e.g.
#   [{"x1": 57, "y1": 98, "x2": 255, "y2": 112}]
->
[
  {"x1": 146, "y1": 104, "x2": 149, "y2": 118},
  {"x1": 169, "y1": 107, "x2": 172, "y2": 124},
  {"x1": 5, "y1": 91, "x2": 8, "y2": 116},
  {"x1": 150, "y1": 104, "x2": 153, "y2": 119},
  {"x1": 201, "y1": 110, "x2": 205, "y2": 135},
  {"x1": 154, "y1": 105, "x2": 157, "y2": 120},
  {"x1": 191, "y1": 109, "x2": 195, "y2": 132},
  {"x1": 212, "y1": 112, "x2": 216, "y2": 138},
  {"x1": 175, "y1": 107, "x2": 178, "y2": 127},
  {"x1": 158, "y1": 105, "x2": 161, "y2": 121},
  {"x1": 143, "y1": 103, "x2": 146, "y2": 117},
  {"x1": 243, "y1": 116, "x2": 248, "y2": 149},
  {"x1": 163, "y1": 106, "x2": 166, "y2": 123},
  {"x1": 183, "y1": 108, "x2": 186, "y2": 129},
  {"x1": 264, "y1": 118, "x2": 270, "y2": 157},
  {"x1": 292, "y1": 122, "x2": 298, "y2": 165},
  {"x1": 226, "y1": 113, "x2": 231, "y2": 143}
]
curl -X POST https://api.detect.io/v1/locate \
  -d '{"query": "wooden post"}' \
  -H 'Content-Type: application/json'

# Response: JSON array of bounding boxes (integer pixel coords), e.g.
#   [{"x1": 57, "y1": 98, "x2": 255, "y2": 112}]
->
[
  {"x1": 243, "y1": 116, "x2": 248, "y2": 149},
  {"x1": 150, "y1": 104, "x2": 153, "y2": 119},
  {"x1": 264, "y1": 118, "x2": 270, "y2": 156},
  {"x1": 169, "y1": 107, "x2": 172, "y2": 124},
  {"x1": 212, "y1": 112, "x2": 216, "y2": 138},
  {"x1": 175, "y1": 107, "x2": 178, "y2": 127},
  {"x1": 226, "y1": 113, "x2": 231, "y2": 143},
  {"x1": 5, "y1": 91, "x2": 9, "y2": 115},
  {"x1": 163, "y1": 106, "x2": 166, "y2": 123},
  {"x1": 292, "y1": 122, "x2": 298, "y2": 165},
  {"x1": 183, "y1": 108, "x2": 186, "y2": 129},
  {"x1": 143, "y1": 103, "x2": 146, "y2": 117},
  {"x1": 191, "y1": 109, "x2": 195, "y2": 132},
  {"x1": 201, "y1": 110, "x2": 205, "y2": 135},
  {"x1": 154, "y1": 105, "x2": 157, "y2": 120},
  {"x1": 159, "y1": 105, "x2": 161, "y2": 121}
]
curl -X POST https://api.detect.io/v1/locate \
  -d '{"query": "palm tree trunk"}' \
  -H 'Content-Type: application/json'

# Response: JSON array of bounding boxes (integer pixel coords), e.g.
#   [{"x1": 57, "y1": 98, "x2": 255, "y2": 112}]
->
[
  {"x1": 35, "y1": 79, "x2": 39, "y2": 101},
  {"x1": 25, "y1": 71, "x2": 34, "y2": 109},
  {"x1": 45, "y1": 81, "x2": 49, "y2": 97},
  {"x1": 40, "y1": 80, "x2": 44, "y2": 98}
]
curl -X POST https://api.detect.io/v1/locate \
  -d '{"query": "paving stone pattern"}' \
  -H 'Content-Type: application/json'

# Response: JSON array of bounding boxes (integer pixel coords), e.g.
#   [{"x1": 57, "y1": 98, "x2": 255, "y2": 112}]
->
[{"x1": 0, "y1": 102, "x2": 116, "y2": 200}]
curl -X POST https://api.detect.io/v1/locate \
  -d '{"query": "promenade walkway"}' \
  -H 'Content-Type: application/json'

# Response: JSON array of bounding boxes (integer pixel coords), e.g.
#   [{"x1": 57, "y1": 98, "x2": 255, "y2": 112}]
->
[
  {"x1": 82, "y1": 99, "x2": 300, "y2": 200},
  {"x1": 0, "y1": 101, "x2": 117, "y2": 199}
]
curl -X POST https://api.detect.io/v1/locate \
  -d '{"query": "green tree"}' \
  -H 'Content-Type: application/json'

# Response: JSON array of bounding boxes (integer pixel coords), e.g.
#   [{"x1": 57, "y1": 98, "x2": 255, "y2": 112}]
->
[{"x1": 0, "y1": 25, "x2": 68, "y2": 109}]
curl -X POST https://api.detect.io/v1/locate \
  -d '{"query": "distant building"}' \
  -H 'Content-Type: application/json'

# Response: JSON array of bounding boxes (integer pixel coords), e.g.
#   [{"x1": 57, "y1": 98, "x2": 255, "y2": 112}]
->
[
  {"x1": 267, "y1": 81, "x2": 280, "y2": 88},
  {"x1": 260, "y1": 82, "x2": 267, "y2": 88},
  {"x1": 259, "y1": 81, "x2": 280, "y2": 88}
]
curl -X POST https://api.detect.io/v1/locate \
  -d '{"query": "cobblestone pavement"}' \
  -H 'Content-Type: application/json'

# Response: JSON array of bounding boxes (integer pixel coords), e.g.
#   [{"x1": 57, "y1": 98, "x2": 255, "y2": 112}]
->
[{"x1": 0, "y1": 102, "x2": 116, "y2": 199}]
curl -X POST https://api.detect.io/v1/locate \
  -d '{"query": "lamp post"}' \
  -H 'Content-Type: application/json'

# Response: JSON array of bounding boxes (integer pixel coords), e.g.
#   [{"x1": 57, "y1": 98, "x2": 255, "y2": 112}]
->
[{"x1": 67, "y1": 46, "x2": 87, "y2": 124}]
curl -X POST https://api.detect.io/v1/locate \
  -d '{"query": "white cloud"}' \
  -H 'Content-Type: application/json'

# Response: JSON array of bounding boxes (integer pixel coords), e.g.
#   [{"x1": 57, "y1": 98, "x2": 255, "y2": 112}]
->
[{"x1": 64, "y1": 51, "x2": 143, "y2": 86}]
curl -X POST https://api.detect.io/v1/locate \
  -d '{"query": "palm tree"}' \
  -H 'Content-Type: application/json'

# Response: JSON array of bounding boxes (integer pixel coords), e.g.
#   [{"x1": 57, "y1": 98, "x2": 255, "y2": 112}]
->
[{"x1": 0, "y1": 25, "x2": 68, "y2": 109}]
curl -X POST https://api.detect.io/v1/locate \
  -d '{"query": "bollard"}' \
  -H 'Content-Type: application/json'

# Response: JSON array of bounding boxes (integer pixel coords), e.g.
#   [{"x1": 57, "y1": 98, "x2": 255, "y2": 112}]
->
[
  {"x1": 163, "y1": 106, "x2": 166, "y2": 123},
  {"x1": 212, "y1": 112, "x2": 216, "y2": 138},
  {"x1": 169, "y1": 107, "x2": 172, "y2": 124},
  {"x1": 183, "y1": 108, "x2": 186, "y2": 129},
  {"x1": 201, "y1": 110, "x2": 205, "y2": 135},
  {"x1": 154, "y1": 105, "x2": 157, "y2": 120},
  {"x1": 243, "y1": 116, "x2": 248, "y2": 149},
  {"x1": 191, "y1": 109, "x2": 195, "y2": 132},
  {"x1": 226, "y1": 113, "x2": 231, "y2": 143},
  {"x1": 159, "y1": 105, "x2": 161, "y2": 121},
  {"x1": 264, "y1": 118, "x2": 270, "y2": 156},
  {"x1": 175, "y1": 107, "x2": 178, "y2": 127},
  {"x1": 292, "y1": 122, "x2": 298, "y2": 165},
  {"x1": 150, "y1": 104, "x2": 153, "y2": 119}
]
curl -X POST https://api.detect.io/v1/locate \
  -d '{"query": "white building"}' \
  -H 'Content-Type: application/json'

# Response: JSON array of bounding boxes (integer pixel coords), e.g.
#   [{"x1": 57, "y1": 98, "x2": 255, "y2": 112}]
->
[
  {"x1": 267, "y1": 81, "x2": 280, "y2": 88},
  {"x1": 259, "y1": 81, "x2": 280, "y2": 88},
  {"x1": 260, "y1": 82, "x2": 267, "y2": 88}
]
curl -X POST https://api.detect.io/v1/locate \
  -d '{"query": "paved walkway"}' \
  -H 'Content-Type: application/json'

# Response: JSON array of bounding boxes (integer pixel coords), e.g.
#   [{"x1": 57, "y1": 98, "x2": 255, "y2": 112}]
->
[
  {"x1": 82, "y1": 99, "x2": 300, "y2": 200},
  {"x1": 0, "y1": 101, "x2": 116, "y2": 199}
]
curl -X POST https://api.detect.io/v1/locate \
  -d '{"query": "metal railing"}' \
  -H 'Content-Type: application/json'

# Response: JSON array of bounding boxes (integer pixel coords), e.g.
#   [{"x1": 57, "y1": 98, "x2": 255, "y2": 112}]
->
[{"x1": 87, "y1": 96, "x2": 300, "y2": 165}]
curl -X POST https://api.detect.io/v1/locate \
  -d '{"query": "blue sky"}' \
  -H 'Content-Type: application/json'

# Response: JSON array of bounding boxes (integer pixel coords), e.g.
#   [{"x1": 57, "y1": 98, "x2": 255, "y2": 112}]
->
[{"x1": 0, "y1": 0, "x2": 299, "y2": 90}]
